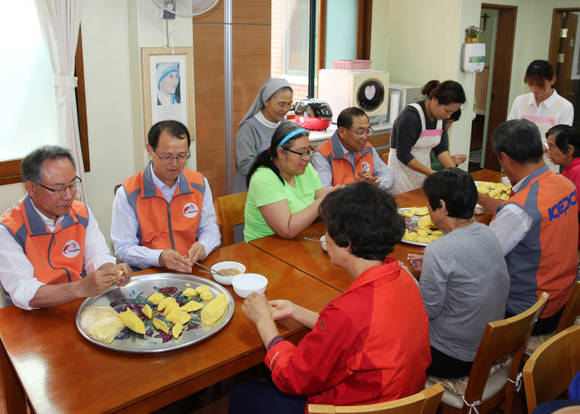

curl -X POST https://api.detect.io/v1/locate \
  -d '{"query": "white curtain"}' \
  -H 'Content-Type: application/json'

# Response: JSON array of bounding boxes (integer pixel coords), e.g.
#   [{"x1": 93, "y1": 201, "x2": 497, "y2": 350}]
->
[{"x1": 35, "y1": 0, "x2": 87, "y2": 202}]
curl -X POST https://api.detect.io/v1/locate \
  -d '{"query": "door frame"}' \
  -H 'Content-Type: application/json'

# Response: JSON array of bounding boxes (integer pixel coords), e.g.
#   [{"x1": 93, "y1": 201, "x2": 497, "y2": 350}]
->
[
  {"x1": 548, "y1": 9, "x2": 580, "y2": 99},
  {"x1": 481, "y1": 4, "x2": 517, "y2": 171}
]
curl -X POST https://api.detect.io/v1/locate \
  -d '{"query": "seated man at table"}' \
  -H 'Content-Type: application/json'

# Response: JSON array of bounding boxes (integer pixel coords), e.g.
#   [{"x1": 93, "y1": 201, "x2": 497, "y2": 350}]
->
[
  {"x1": 111, "y1": 120, "x2": 220, "y2": 273},
  {"x1": 0, "y1": 146, "x2": 131, "y2": 310},
  {"x1": 410, "y1": 168, "x2": 509, "y2": 378},
  {"x1": 232, "y1": 182, "x2": 431, "y2": 413},
  {"x1": 311, "y1": 107, "x2": 394, "y2": 190},
  {"x1": 479, "y1": 119, "x2": 578, "y2": 334}
]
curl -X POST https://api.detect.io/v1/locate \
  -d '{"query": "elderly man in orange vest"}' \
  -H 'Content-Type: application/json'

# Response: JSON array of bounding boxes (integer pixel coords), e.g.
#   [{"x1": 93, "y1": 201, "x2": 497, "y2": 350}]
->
[
  {"x1": 0, "y1": 146, "x2": 131, "y2": 310},
  {"x1": 311, "y1": 107, "x2": 394, "y2": 190},
  {"x1": 111, "y1": 120, "x2": 220, "y2": 273},
  {"x1": 479, "y1": 119, "x2": 578, "y2": 335}
]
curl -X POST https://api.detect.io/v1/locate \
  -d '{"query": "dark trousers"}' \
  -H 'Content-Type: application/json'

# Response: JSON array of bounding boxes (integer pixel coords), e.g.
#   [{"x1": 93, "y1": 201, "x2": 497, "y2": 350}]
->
[
  {"x1": 506, "y1": 306, "x2": 564, "y2": 336},
  {"x1": 228, "y1": 380, "x2": 307, "y2": 414},
  {"x1": 427, "y1": 346, "x2": 473, "y2": 378}
]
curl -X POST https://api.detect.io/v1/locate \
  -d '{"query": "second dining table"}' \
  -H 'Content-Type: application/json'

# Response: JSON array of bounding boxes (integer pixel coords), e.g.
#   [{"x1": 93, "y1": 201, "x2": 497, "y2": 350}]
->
[{"x1": 249, "y1": 169, "x2": 503, "y2": 292}]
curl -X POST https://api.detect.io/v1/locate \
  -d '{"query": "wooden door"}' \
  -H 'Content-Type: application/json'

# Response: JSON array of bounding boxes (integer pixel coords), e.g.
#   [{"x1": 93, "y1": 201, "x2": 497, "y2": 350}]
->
[
  {"x1": 483, "y1": 5, "x2": 517, "y2": 171},
  {"x1": 549, "y1": 9, "x2": 580, "y2": 128}
]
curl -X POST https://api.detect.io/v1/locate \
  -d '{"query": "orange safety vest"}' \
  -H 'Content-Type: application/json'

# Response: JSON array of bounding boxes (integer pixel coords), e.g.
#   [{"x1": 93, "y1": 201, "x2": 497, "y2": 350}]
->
[
  {"x1": 0, "y1": 196, "x2": 88, "y2": 284},
  {"x1": 496, "y1": 166, "x2": 578, "y2": 317},
  {"x1": 122, "y1": 166, "x2": 205, "y2": 256},
  {"x1": 316, "y1": 132, "x2": 374, "y2": 186}
]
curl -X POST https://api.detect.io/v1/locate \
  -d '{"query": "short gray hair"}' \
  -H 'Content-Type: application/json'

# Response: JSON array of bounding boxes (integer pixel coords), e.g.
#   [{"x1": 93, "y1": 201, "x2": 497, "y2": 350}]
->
[{"x1": 21, "y1": 145, "x2": 76, "y2": 183}]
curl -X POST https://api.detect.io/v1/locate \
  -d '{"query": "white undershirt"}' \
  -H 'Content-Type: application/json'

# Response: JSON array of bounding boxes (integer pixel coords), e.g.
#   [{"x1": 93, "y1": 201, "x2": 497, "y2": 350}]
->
[{"x1": 489, "y1": 175, "x2": 534, "y2": 255}]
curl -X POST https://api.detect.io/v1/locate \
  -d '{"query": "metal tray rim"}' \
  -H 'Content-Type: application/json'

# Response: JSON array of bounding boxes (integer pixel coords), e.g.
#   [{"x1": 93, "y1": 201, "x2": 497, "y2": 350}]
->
[{"x1": 75, "y1": 273, "x2": 235, "y2": 354}]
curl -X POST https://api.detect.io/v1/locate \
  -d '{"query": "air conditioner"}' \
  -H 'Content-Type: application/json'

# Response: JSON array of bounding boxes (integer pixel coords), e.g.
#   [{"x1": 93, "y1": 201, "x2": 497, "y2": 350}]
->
[{"x1": 318, "y1": 69, "x2": 389, "y2": 126}]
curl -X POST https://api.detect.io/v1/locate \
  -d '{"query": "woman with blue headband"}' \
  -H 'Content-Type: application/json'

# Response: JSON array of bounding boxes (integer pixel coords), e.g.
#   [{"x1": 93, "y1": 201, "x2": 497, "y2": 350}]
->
[{"x1": 244, "y1": 121, "x2": 334, "y2": 242}]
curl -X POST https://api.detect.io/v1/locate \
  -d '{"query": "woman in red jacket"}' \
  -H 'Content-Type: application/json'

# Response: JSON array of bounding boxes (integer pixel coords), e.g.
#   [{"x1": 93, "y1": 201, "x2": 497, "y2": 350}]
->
[{"x1": 230, "y1": 182, "x2": 431, "y2": 414}]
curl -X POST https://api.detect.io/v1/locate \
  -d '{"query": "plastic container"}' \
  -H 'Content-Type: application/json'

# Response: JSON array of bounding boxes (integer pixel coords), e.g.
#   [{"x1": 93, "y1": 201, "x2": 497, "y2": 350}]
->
[{"x1": 332, "y1": 59, "x2": 372, "y2": 70}]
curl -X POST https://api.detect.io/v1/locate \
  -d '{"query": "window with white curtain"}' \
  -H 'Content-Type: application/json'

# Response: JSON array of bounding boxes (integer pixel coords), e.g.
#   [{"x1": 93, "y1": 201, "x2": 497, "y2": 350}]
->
[{"x1": 0, "y1": 0, "x2": 59, "y2": 162}]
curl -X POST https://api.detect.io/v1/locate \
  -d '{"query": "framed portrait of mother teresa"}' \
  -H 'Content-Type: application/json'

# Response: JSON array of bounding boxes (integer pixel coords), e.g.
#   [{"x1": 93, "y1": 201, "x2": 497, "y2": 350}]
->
[{"x1": 141, "y1": 47, "x2": 195, "y2": 139}]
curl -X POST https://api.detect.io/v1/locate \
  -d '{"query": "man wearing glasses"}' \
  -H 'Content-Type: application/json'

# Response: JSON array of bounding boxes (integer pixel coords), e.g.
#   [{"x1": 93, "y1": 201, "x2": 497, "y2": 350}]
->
[
  {"x1": 311, "y1": 107, "x2": 394, "y2": 190},
  {"x1": 0, "y1": 146, "x2": 131, "y2": 310},
  {"x1": 111, "y1": 120, "x2": 220, "y2": 273}
]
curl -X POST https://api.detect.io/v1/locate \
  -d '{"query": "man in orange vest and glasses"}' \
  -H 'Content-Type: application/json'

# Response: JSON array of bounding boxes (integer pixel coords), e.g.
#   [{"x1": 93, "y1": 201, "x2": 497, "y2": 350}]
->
[
  {"x1": 311, "y1": 107, "x2": 394, "y2": 190},
  {"x1": 479, "y1": 119, "x2": 578, "y2": 335},
  {"x1": 0, "y1": 146, "x2": 132, "y2": 310},
  {"x1": 111, "y1": 120, "x2": 220, "y2": 273}
]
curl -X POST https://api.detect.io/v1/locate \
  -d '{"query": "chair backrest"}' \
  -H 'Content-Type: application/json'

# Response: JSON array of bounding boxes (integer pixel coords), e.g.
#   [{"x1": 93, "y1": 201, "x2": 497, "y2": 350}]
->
[
  {"x1": 307, "y1": 383, "x2": 444, "y2": 414},
  {"x1": 462, "y1": 292, "x2": 549, "y2": 414},
  {"x1": 523, "y1": 324, "x2": 580, "y2": 412},
  {"x1": 556, "y1": 281, "x2": 580, "y2": 333},
  {"x1": 381, "y1": 149, "x2": 390, "y2": 165},
  {"x1": 215, "y1": 192, "x2": 247, "y2": 246}
]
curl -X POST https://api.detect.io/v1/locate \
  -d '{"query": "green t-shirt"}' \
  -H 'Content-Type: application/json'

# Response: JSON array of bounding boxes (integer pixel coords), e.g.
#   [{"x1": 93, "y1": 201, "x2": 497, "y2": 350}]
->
[{"x1": 244, "y1": 163, "x2": 322, "y2": 242}]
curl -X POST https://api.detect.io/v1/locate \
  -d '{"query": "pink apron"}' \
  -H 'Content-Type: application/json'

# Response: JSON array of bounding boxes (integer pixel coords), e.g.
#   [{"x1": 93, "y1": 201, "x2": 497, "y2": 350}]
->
[
  {"x1": 389, "y1": 103, "x2": 443, "y2": 194},
  {"x1": 521, "y1": 97, "x2": 564, "y2": 173}
]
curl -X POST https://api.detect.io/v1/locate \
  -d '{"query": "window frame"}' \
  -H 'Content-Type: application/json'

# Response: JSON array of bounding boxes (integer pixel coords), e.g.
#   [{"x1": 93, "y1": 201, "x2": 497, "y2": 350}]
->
[
  {"x1": 0, "y1": 32, "x2": 89, "y2": 186},
  {"x1": 283, "y1": 0, "x2": 310, "y2": 77}
]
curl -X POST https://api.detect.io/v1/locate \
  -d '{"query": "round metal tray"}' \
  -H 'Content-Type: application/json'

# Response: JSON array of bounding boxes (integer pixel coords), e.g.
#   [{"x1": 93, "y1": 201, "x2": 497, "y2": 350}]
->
[
  {"x1": 398, "y1": 207, "x2": 442, "y2": 247},
  {"x1": 76, "y1": 273, "x2": 235, "y2": 353}
]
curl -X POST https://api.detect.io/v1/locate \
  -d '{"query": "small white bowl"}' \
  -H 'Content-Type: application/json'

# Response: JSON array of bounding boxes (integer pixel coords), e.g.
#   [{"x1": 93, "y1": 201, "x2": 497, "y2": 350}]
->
[
  {"x1": 210, "y1": 261, "x2": 246, "y2": 285},
  {"x1": 474, "y1": 203, "x2": 485, "y2": 215},
  {"x1": 232, "y1": 273, "x2": 268, "y2": 298},
  {"x1": 320, "y1": 235, "x2": 328, "y2": 252}
]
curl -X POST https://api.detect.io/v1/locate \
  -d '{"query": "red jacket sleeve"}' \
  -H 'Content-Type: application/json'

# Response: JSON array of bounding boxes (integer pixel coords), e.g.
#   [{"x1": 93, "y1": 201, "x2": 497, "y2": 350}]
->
[{"x1": 263, "y1": 303, "x2": 362, "y2": 396}]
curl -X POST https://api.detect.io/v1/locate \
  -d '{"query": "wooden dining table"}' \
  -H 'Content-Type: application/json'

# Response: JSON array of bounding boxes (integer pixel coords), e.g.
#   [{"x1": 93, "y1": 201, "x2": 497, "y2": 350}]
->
[
  {"x1": 0, "y1": 243, "x2": 342, "y2": 414},
  {"x1": 249, "y1": 169, "x2": 504, "y2": 292}
]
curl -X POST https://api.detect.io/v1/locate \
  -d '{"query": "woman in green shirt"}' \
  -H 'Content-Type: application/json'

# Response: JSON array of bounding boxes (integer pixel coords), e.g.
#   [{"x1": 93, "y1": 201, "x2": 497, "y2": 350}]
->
[{"x1": 244, "y1": 121, "x2": 334, "y2": 241}]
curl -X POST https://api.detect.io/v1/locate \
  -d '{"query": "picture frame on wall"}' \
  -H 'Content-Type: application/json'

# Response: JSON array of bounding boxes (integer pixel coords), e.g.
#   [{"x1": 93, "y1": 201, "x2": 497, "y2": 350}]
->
[{"x1": 141, "y1": 47, "x2": 195, "y2": 140}]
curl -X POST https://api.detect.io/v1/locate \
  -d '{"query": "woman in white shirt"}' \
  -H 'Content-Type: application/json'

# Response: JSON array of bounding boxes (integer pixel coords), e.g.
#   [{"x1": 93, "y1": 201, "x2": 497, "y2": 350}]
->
[{"x1": 508, "y1": 60, "x2": 574, "y2": 172}]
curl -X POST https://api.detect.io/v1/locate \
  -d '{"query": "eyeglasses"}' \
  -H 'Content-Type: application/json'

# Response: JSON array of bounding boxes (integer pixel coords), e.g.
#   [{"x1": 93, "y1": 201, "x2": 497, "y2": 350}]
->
[
  {"x1": 38, "y1": 176, "x2": 82, "y2": 195},
  {"x1": 154, "y1": 150, "x2": 191, "y2": 162},
  {"x1": 349, "y1": 127, "x2": 374, "y2": 137},
  {"x1": 276, "y1": 102, "x2": 293, "y2": 110},
  {"x1": 285, "y1": 147, "x2": 316, "y2": 160}
]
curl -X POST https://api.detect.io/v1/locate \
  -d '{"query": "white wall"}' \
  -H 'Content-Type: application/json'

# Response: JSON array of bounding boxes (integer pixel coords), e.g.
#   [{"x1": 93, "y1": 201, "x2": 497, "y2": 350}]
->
[
  {"x1": 0, "y1": 0, "x2": 197, "y2": 249},
  {"x1": 369, "y1": 0, "x2": 580, "y2": 168},
  {"x1": 371, "y1": 0, "x2": 475, "y2": 166}
]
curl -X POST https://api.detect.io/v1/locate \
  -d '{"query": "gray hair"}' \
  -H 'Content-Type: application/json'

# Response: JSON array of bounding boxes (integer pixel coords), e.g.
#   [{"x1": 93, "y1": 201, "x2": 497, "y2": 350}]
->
[
  {"x1": 492, "y1": 119, "x2": 543, "y2": 164},
  {"x1": 21, "y1": 145, "x2": 76, "y2": 183}
]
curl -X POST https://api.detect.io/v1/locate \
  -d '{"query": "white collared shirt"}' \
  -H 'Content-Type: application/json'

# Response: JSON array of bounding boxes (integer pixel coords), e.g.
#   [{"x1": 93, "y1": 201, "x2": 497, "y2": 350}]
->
[
  {"x1": 0, "y1": 201, "x2": 115, "y2": 310},
  {"x1": 489, "y1": 175, "x2": 534, "y2": 255},
  {"x1": 508, "y1": 90, "x2": 574, "y2": 126},
  {"x1": 111, "y1": 164, "x2": 221, "y2": 269}
]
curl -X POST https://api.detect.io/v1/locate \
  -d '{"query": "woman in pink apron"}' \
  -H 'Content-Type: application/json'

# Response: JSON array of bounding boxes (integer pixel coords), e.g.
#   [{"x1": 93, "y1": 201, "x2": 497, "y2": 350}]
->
[
  {"x1": 388, "y1": 80, "x2": 466, "y2": 194},
  {"x1": 508, "y1": 60, "x2": 574, "y2": 172}
]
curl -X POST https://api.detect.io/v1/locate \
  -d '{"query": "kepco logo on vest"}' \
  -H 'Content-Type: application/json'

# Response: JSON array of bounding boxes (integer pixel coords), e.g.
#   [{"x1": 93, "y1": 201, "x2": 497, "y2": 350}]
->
[
  {"x1": 360, "y1": 161, "x2": 371, "y2": 173},
  {"x1": 548, "y1": 190, "x2": 577, "y2": 222},
  {"x1": 62, "y1": 240, "x2": 81, "y2": 258},
  {"x1": 183, "y1": 202, "x2": 199, "y2": 219}
]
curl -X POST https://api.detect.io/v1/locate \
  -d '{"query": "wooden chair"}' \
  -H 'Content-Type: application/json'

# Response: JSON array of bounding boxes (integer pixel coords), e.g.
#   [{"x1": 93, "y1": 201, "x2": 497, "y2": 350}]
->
[
  {"x1": 556, "y1": 281, "x2": 580, "y2": 332},
  {"x1": 522, "y1": 324, "x2": 580, "y2": 413},
  {"x1": 215, "y1": 192, "x2": 247, "y2": 246},
  {"x1": 525, "y1": 281, "x2": 580, "y2": 355},
  {"x1": 307, "y1": 383, "x2": 444, "y2": 414},
  {"x1": 427, "y1": 292, "x2": 549, "y2": 414},
  {"x1": 381, "y1": 149, "x2": 390, "y2": 165}
]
